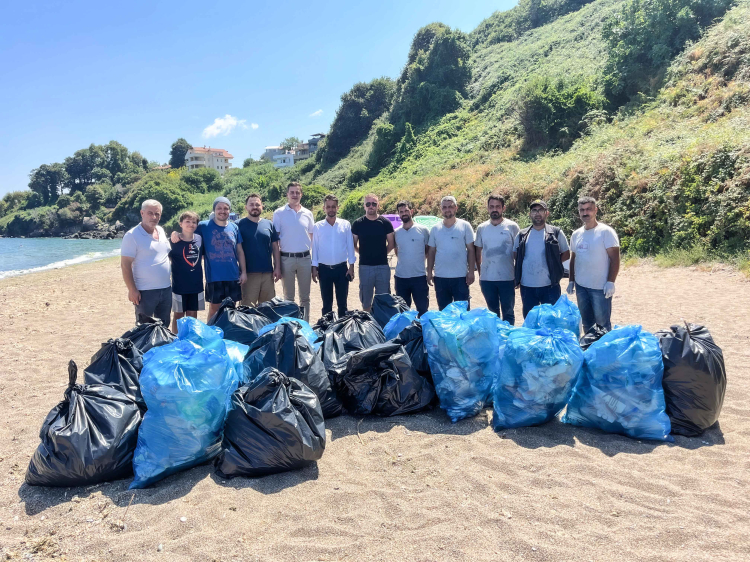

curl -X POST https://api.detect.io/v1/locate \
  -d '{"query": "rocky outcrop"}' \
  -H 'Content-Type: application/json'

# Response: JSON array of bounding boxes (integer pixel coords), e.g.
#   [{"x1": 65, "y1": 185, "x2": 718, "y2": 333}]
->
[{"x1": 63, "y1": 220, "x2": 126, "y2": 240}]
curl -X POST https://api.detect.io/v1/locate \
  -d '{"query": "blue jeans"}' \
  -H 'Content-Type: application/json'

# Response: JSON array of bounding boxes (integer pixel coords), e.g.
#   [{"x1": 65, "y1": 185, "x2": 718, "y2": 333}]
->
[
  {"x1": 434, "y1": 277, "x2": 470, "y2": 310},
  {"x1": 520, "y1": 283, "x2": 561, "y2": 318},
  {"x1": 480, "y1": 280, "x2": 516, "y2": 325},
  {"x1": 395, "y1": 275, "x2": 430, "y2": 316},
  {"x1": 575, "y1": 283, "x2": 612, "y2": 332}
]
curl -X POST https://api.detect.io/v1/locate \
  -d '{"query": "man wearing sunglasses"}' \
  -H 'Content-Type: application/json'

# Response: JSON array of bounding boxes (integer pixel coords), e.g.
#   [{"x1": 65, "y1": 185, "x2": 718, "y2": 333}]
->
[
  {"x1": 351, "y1": 193, "x2": 395, "y2": 312},
  {"x1": 512, "y1": 200, "x2": 570, "y2": 318}
]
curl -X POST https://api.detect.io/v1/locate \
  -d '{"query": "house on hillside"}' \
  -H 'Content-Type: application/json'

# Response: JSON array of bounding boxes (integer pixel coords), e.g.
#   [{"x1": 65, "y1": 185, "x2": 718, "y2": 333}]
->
[
  {"x1": 185, "y1": 146, "x2": 234, "y2": 175},
  {"x1": 308, "y1": 133, "x2": 325, "y2": 154},
  {"x1": 294, "y1": 143, "x2": 310, "y2": 160},
  {"x1": 261, "y1": 146, "x2": 285, "y2": 161},
  {"x1": 273, "y1": 153, "x2": 294, "y2": 168}
]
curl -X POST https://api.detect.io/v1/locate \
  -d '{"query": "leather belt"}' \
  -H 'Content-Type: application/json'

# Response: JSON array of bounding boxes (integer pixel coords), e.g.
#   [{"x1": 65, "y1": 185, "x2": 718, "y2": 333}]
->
[
  {"x1": 318, "y1": 262, "x2": 347, "y2": 269},
  {"x1": 280, "y1": 251, "x2": 310, "y2": 258}
]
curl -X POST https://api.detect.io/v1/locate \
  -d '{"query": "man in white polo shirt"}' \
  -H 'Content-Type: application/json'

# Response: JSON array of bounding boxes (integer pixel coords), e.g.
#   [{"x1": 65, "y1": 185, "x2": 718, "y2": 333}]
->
[
  {"x1": 311, "y1": 194, "x2": 356, "y2": 318},
  {"x1": 567, "y1": 196, "x2": 620, "y2": 332},
  {"x1": 120, "y1": 199, "x2": 172, "y2": 326},
  {"x1": 272, "y1": 182, "x2": 315, "y2": 322}
]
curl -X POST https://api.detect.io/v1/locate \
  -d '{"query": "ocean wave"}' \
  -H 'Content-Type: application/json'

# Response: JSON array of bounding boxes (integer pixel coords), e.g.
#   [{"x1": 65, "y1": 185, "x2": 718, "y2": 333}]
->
[{"x1": 0, "y1": 248, "x2": 121, "y2": 280}]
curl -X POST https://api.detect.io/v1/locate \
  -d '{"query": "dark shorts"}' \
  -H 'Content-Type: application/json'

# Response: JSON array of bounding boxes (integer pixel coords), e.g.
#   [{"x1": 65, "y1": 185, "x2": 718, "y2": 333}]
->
[
  {"x1": 172, "y1": 292, "x2": 206, "y2": 313},
  {"x1": 205, "y1": 280, "x2": 242, "y2": 304}
]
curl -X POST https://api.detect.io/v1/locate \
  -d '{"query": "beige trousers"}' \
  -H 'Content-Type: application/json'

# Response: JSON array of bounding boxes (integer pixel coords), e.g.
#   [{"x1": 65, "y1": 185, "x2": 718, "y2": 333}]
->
[
  {"x1": 280, "y1": 255, "x2": 312, "y2": 322},
  {"x1": 241, "y1": 272, "x2": 276, "y2": 307}
]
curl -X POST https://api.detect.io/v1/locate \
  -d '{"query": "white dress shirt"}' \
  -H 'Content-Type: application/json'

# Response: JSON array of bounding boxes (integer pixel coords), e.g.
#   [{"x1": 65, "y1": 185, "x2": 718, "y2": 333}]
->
[
  {"x1": 272, "y1": 204, "x2": 314, "y2": 253},
  {"x1": 312, "y1": 217, "x2": 356, "y2": 267}
]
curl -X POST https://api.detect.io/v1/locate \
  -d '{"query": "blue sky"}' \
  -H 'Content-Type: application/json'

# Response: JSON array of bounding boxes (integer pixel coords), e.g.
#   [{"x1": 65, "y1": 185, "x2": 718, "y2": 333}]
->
[{"x1": 0, "y1": 0, "x2": 514, "y2": 196}]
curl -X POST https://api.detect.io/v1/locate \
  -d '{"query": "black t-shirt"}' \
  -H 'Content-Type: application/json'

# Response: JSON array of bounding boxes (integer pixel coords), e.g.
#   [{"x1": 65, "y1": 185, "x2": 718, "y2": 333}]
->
[
  {"x1": 169, "y1": 235, "x2": 204, "y2": 295},
  {"x1": 238, "y1": 217, "x2": 279, "y2": 273},
  {"x1": 351, "y1": 215, "x2": 394, "y2": 266}
]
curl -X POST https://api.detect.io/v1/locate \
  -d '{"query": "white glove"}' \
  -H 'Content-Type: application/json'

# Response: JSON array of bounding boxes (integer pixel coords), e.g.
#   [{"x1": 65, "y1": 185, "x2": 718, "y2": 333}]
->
[
  {"x1": 566, "y1": 281, "x2": 575, "y2": 295},
  {"x1": 603, "y1": 281, "x2": 615, "y2": 299}
]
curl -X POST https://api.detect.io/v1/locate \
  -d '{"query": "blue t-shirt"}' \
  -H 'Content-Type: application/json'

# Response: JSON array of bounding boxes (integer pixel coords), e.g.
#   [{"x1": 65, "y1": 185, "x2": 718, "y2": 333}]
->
[
  {"x1": 196, "y1": 220, "x2": 243, "y2": 283},
  {"x1": 238, "y1": 217, "x2": 279, "y2": 273},
  {"x1": 169, "y1": 234, "x2": 204, "y2": 295}
]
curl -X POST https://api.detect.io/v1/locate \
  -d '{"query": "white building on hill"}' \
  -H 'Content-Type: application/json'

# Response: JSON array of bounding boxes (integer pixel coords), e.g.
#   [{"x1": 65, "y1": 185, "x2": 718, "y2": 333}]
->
[
  {"x1": 273, "y1": 153, "x2": 294, "y2": 168},
  {"x1": 185, "y1": 146, "x2": 234, "y2": 174},
  {"x1": 261, "y1": 146, "x2": 285, "y2": 161}
]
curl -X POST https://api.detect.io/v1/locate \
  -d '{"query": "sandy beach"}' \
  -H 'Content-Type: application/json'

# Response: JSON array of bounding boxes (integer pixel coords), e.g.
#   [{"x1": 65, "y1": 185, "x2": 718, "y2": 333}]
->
[{"x1": 1, "y1": 256, "x2": 749, "y2": 561}]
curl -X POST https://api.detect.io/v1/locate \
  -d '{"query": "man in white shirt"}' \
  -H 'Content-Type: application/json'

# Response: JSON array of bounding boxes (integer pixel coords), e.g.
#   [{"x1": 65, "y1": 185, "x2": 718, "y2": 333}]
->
[
  {"x1": 567, "y1": 196, "x2": 620, "y2": 332},
  {"x1": 427, "y1": 195, "x2": 476, "y2": 310},
  {"x1": 311, "y1": 194, "x2": 356, "y2": 318},
  {"x1": 120, "y1": 199, "x2": 172, "y2": 327},
  {"x1": 475, "y1": 194, "x2": 520, "y2": 324},
  {"x1": 393, "y1": 200, "x2": 430, "y2": 315},
  {"x1": 273, "y1": 182, "x2": 315, "y2": 322}
]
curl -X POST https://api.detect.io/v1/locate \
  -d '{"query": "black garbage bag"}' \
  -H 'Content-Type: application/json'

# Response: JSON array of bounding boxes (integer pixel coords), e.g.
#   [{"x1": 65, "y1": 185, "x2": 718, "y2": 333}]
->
[
  {"x1": 244, "y1": 323, "x2": 342, "y2": 418},
  {"x1": 25, "y1": 361, "x2": 142, "y2": 487},
  {"x1": 335, "y1": 343, "x2": 435, "y2": 416},
  {"x1": 215, "y1": 368, "x2": 326, "y2": 478},
  {"x1": 255, "y1": 297, "x2": 302, "y2": 322},
  {"x1": 316, "y1": 311, "x2": 386, "y2": 372},
  {"x1": 579, "y1": 324, "x2": 609, "y2": 351},
  {"x1": 312, "y1": 311, "x2": 338, "y2": 336},
  {"x1": 84, "y1": 338, "x2": 145, "y2": 411},
  {"x1": 207, "y1": 297, "x2": 271, "y2": 345},
  {"x1": 121, "y1": 316, "x2": 176, "y2": 354},
  {"x1": 392, "y1": 320, "x2": 431, "y2": 380},
  {"x1": 656, "y1": 323, "x2": 727, "y2": 436},
  {"x1": 371, "y1": 294, "x2": 410, "y2": 329}
]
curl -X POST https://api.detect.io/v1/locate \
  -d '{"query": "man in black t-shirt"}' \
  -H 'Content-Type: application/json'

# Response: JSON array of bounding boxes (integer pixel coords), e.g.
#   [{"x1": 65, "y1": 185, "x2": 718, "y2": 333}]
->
[{"x1": 351, "y1": 193, "x2": 395, "y2": 312}]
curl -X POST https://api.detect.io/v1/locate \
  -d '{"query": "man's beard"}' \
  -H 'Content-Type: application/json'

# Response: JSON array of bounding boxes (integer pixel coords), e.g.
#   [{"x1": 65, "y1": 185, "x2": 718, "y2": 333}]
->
[
  {"x1": 490, "y1": 212, "x2": 501, "y2": 220},
  {"x1": 250, "y1": 210, "x2": 261, "y2": 216}
]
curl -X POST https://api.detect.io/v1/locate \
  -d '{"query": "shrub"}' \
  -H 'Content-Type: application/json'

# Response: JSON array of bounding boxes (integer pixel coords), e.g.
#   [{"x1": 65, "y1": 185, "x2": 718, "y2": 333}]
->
[
  {"x1": 182, "y1": 167, "x2": 222, "y2": 193},
  {"x1": 84, "y1": 184, "x2": 106, "y2": 210},
  {"x1": 345, "y1": 165, "x2": 369, "y2": 187},
  {"x1": 56, "y1": 194, "x2": 73, "y2": 209},
  {"x1": 339, "y1": 190, "x2": 368, "y2": 222}
]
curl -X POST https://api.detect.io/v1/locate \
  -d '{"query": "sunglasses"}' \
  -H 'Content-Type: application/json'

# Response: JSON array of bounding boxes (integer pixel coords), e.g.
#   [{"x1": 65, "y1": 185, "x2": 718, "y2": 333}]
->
[{"x1": 365, "y1": 202, "x2": 378, "y2": 207}]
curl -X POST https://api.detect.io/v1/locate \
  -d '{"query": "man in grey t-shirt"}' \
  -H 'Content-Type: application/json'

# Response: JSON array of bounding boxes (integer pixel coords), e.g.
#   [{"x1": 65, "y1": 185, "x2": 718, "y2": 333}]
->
[
  {"x1": 427, "y1": 195, "x2": 476, "y2": 310},
  {"x1": 393, "y1": 200, "x2": 431, "y2": 315},
  {"x1": 512, "y1": 200, "x2": 570, "y2": 318},
  {"x1": 475, "y1": 194, "x2": 520, "y2": 324}
]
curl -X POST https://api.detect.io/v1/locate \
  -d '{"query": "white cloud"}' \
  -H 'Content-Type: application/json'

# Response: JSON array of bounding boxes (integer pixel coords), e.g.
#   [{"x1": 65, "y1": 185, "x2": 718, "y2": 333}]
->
[
  {"x1": 309, "y1": 109, "x2": 323, "y2": 118},
  {"x1": 202, "y1": 114, "x2": 248, "y2": 138},
  {"x1": 251, "y1": 123, "x2": 259, "y2": 129}
]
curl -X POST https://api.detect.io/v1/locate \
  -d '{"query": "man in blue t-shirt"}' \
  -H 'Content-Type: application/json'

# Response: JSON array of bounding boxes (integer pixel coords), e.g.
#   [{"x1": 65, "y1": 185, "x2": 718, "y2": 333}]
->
[
  {"x1": 237, "y1": 193, "x2": 281, "y2": 306},
  {"x1": 171, "y1": 196, "x2": 246, "y2": 320}
]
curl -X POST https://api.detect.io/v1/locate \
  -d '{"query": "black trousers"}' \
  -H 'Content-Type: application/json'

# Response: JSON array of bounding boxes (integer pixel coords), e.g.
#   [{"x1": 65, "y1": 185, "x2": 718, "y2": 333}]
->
[{"x1": 319, "y1": 262, "x2": 349, "y2": 317}]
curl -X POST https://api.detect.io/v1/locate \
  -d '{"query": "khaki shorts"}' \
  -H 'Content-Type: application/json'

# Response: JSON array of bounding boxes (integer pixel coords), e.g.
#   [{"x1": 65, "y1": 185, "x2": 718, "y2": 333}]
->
[{"x1": 242, "y1": 272, "x2": 276, "y2": 306}]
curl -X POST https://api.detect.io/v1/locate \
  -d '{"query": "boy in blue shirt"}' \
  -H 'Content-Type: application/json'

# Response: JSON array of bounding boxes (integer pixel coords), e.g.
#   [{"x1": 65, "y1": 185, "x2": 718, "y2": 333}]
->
[{"x1": 171, "y1": 196, "x2": 246, "y2": 320}]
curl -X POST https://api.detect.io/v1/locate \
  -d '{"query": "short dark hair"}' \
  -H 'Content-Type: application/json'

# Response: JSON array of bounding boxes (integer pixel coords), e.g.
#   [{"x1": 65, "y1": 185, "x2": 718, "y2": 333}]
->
[
  {"x1": 245, "y1": 193, "x2": 262, "y2": 203},
  {"x1": 487, "y1": 194, "x2": 505, "y2": 206},
  {"x1": 578, "y1": 196, "x2": 597, "y2": 206},
  {"x1": 179, "y1": 210, "x2": 199, "y2": 223},
  {"x1": 324, "y1": 194, "x2": 339, "y2": 205},
  {"x1": 287, "y1": 182, "x2": 302, "y2": 193},
  {"x1": 396, "y1": 200, "x2": 412, "y2": 210}
]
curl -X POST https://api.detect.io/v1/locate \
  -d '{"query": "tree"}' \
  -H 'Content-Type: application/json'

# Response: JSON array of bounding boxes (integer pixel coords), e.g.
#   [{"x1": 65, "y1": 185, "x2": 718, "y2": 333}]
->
[
  {"x1": 28, "y1": 163, "x2": 69, "y2": 205},
  {"x1": 281, "y1": 137, "x2": 301, "y2": 151},
  {"x1": 243, "y1": 156, "x2": 256, "y2": 168},
  {"x1": 169, "y1": 138, "x2": 192, "y2": 169},
  {"x1": 64, "y1": 144, "x2": 105, "y2": 192},
  {"x1": 84, "y1": 184, "x2": 106, "y2": 210},
  {"x1": 130, "y1": 151, "x2": 149, "y2": 170}
]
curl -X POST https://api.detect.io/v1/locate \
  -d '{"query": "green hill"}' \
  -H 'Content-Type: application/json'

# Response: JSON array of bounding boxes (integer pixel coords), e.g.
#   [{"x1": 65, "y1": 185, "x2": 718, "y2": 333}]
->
[{"x1": 2, "y1": 0, "x2": 748, "y2": 269}]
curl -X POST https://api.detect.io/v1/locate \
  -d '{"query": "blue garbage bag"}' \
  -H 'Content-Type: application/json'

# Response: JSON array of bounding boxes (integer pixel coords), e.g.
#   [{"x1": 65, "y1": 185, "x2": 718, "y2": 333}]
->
[
  {"x1": 523, "y1": 295, "x2": 581, "y2": 337},
  {"x1": 420, "y1": 302, "x2": 500, "y2": 422},
  {"x1": 493, "y1": 328, "x2": 583, "y2": 429},
  {"x1": 131, "y1": 339, "x2": 240, "y2": 488},
  {"x1": 562, "y1": 325, "x2": 672, "y2": 441},
  {"x1": 175, "y1": 316, "x2": 248, "y2": 384},
  {"x1": 384, "y1": 310, "x2": 419, "y2": 340},
  {"x1": 258, "y1": 317, "x2": 321, "y2": 351}
]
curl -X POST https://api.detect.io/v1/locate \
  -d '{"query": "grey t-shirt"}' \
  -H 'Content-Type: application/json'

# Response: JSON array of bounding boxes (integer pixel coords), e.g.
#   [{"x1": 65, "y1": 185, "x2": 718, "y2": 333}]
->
[
  {"x1": 475, "y1": 219, "x2": 520, "y2": 282},
  {"x1": 428, "y1": 218, "x2": 475, "y2": 279},
  {"x1": 395, "y1": 223, "x2": 430, "y2": 278},
  {"x1": 513, "y1": 226, "x2": 569, "y2": 288}
]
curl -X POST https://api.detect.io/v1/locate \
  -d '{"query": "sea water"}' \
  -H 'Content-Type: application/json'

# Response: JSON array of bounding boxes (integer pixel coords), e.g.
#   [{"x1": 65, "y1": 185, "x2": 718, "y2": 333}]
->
[{"x1": 0, "y1": 237, "x2": 122, "y2": 279}]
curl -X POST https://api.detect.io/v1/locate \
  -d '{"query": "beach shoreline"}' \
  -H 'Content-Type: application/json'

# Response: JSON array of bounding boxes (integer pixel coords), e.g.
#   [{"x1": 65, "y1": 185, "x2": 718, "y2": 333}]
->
[{"x1": 1, "y1": 258, "x2": 748, "y2": 561}]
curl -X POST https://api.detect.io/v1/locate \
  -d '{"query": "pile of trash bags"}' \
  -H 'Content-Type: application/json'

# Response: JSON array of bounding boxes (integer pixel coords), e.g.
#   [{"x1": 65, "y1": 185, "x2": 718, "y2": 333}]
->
[
  {"x1": 333, "y1": 342, "x2": 435, "y2": 416},
  {"x1": 372, "y1": 294, "x2": 409, "y2": 329},
  {"x1": 121, "y1": 316, "x2": 176, "y2": 353},
  {"x1": 383, "y1": 310, "x2": 418, "y2": 340},
  {"x1": 421, "y1": 302, "x2": 500, "y2": 422},
  {"x1": 215, "y1": 368, "x2": 326, "y2": 478},
  {"x1": 316, "y1": 311, "x2": 386, "y2": 373},
  {"x1": 656, "y1": 323, "x2": 726, "y2": 436},
  {"x1": 493, "y1": 328, "x2": 583, "y2": 429},
  {"x1": 26, "y1": 361, "x2": 142, "y2": 487},
  {"x1": 208, "y1": 299, "x2": 271, "y2": 345},
  {"x1": 259, "y1": 316, "x2": 321, "y2": 350},
  {"x1": 562, "y1": 325, "x2": 672, "y2": 442},
  {"x1": 245, "y1": 322, "x2": 342, "y2": 418},
  {"x1": 523, "y1": 295, "x2": 581, "y2": 338}
]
